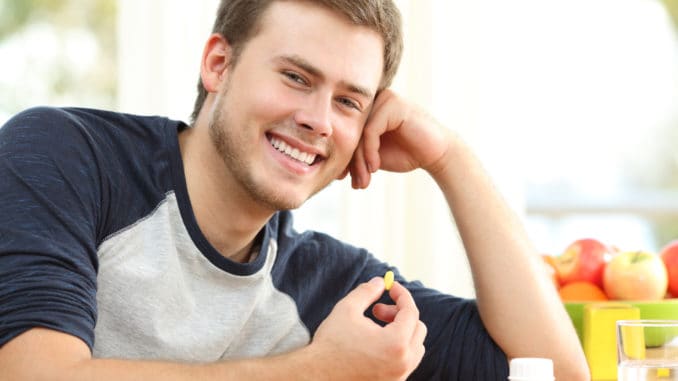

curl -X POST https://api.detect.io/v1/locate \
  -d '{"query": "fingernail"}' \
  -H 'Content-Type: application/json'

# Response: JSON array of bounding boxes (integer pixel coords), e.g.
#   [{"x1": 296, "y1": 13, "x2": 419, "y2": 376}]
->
[
  {"x1": 368, "y1": 277, "x2": 384, "y2": 287},
  {"x1": 367, "y1": 163, "x2": 374, "y2": 173}
]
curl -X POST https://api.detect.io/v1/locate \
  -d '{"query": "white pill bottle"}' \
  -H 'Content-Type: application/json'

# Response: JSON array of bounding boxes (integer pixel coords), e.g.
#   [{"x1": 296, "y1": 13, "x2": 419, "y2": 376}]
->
[{"x1": 508, "y1": 358, "x2": 555, "y2": 381}]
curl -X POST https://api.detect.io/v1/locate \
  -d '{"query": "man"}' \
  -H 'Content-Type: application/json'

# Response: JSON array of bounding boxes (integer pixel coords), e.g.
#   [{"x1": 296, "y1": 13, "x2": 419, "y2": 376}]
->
[{"x1": 0, "y1": 0, "x2": 589, "y2": 380}]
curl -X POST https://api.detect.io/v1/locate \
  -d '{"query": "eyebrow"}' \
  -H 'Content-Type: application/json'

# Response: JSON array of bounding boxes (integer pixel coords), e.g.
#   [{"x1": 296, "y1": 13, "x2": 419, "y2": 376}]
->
[{"x1": 275, "y1": 55, "x2": 375, "y2": 100}]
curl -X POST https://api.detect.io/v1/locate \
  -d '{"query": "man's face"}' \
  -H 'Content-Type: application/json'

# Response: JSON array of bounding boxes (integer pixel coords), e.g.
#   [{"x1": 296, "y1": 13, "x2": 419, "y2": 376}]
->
[{"x1": 207, "y1": 1, "x2": 384, "y2": 211}]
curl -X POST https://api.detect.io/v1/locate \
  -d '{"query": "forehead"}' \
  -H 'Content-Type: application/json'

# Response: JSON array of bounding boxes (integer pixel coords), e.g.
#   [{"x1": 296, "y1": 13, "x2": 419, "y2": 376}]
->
[{"x1": 244, "y1": 1, "x2": 385, "y2": 94}]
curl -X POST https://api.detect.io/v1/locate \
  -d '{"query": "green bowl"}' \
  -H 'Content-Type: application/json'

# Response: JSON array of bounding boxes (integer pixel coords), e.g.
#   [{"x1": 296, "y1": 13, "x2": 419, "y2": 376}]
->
[{"x1": 565, "y1": 299, "x2": 678, "y2": 345}]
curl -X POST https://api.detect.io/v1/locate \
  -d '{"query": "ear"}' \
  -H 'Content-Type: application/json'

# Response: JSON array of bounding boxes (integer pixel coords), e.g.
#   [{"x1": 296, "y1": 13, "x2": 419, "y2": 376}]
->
[{"x1": 200, "y1": 33, "x2": 233, "y2": 93}]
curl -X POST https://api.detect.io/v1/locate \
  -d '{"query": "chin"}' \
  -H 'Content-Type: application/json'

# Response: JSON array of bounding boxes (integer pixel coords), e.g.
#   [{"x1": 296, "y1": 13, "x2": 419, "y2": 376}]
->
[
  {"x1": 247, "y1": 172, "x2": 330, "y2": 212},
  {"x1": 263, "y1": 198, "x2": 306, "y2": 213},
  {"x1": 254, "y1": 188, "x2": 309, "y2": 212}
]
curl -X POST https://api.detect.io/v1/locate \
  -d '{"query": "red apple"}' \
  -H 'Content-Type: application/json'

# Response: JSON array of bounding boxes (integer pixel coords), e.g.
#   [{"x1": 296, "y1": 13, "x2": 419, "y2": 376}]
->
[
  {"x1": 603, "y1": 250, "x2": 668, "y2": 300},
  {"x1": 660, "y1": 240, "x2": 678, "y2": 297},
  {"x1": 554, "y1": 238, "x2": 611, "y2": 288}
]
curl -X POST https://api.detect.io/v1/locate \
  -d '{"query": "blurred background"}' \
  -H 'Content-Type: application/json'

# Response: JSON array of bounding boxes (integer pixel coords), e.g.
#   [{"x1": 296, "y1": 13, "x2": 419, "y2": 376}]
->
[{"x1": 1, "y1": 0, "x2": 677, "y2": 297}]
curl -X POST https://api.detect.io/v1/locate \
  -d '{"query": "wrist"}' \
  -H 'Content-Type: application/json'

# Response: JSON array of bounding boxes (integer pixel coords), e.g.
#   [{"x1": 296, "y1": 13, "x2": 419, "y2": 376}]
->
[
  {"x1": 424, "y1": 130, "x2": 458, "y2": 182},
  {"x1": 220, "y1": 344, "x2": 331, "y2": 381}
]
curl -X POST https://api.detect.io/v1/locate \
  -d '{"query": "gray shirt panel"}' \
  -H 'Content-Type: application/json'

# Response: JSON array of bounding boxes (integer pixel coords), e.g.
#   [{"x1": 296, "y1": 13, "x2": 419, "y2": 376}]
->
[{"x1": 93, "y1": 192, "x2": 310, "y2": 361}]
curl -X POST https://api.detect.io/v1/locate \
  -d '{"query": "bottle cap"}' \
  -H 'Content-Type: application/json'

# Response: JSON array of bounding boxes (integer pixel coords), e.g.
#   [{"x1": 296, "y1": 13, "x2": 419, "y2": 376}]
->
[{"x1": 508, "y1": 358, "x2": 555, "y2": 381}]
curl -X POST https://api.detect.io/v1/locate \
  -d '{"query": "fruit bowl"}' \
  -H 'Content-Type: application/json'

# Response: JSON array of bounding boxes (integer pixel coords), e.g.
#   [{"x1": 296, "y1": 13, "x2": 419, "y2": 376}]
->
[{"x1": 565, "y1": 299, "x2": 678, "y2": 343}]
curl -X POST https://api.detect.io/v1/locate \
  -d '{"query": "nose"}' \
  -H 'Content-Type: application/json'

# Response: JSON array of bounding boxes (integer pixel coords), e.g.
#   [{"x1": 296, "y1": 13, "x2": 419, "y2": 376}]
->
[{"x1": 293, "y1": 93, "x2": 333, "y2": 137}]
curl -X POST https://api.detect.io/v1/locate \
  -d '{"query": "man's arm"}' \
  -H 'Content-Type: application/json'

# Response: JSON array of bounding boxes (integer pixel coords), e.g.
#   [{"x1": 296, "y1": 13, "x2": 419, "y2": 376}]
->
[
  {"x1": 0, "y1": 328, "x2": 334, "y2": 381},
  {"x1": 349, "y1": 89, "x2": 590, "y2": 381},
  {"x1": 0, "y1": 278, "x2": 425, "y2": 381}
]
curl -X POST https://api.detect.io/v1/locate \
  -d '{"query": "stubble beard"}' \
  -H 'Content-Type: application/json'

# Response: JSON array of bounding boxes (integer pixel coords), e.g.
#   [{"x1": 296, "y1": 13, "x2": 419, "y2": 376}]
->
[{"x1": 208, "y1": 91, "x2": 311, "y2": 212}]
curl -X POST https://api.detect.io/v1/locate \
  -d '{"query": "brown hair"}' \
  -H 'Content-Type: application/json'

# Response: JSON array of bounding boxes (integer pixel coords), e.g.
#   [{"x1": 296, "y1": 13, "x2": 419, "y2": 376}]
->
[{"x1": 189, "y1": 0, "x2": 403, "y2": 123}]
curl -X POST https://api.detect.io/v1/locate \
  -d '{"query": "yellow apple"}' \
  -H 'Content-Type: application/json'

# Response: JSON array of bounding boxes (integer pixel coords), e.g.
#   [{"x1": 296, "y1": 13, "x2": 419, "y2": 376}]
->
[{"x1": 603, "y1": 250, "x2": 668, "y2": 300}]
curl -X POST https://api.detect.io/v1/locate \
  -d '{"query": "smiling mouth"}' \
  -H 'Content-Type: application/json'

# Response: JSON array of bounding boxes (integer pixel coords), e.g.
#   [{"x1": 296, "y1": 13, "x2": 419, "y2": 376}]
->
[{"x1": 268, "y1": 135, "x2": 322, "y2": 166}]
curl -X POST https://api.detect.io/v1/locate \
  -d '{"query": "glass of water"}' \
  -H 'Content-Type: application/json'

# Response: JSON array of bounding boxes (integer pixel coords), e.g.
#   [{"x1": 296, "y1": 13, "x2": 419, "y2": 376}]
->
[{"x1": 617, "y1": 320, "x2": 678, "y2": 380}]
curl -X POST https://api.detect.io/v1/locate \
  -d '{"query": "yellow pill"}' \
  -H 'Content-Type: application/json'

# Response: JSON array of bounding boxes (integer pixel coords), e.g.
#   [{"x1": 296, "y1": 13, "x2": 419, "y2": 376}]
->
[
  {"x1": 657, "y1": 368, "x2": 670, "y2": 378},
  {"x1": 384, "y1": 270, "x2": 395, "y2": 291}
]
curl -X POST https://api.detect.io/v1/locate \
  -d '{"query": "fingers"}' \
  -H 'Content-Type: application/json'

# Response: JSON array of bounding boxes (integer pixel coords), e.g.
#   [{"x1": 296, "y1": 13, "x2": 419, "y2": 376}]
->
[
  {"x1": 340, "y1": 277, "x2": 425, "y2": 343},
  {"x1": 376, "y1": 281, "x2": 425, "y2": 346},
  {"x1": 412, "y1": 319, "x2": 427, "y2": 350},
  {"x1": 337, "y1": 277, "x2": 385, "y2": 313},
  {"x1": 380, "y1": 281, "x2": 427, "y2": 375},
  {"x1": 372, "y1": 303, "x2": 398, "y2": 323},
  {"x1": 349, "y1": 140, "x2": 371, "y2": 189},
  {"x1": 371, "y1": 281, "x2": 417, "y2": 324},
  {"x1": 389, "y1": 281, "x2": 420, "y2": 327},
  {"x1": 347, "y1": 91, "x2": 392, "y2": 189},
  {"x1": 410, "y1": 320, "x2": 428, "y2": 372},
  {"x1": 362, "y1": 92, "x2": 391, "y2": 172},
  {"x1": 348, "y1": 89, "x2": 408, "y2": 188}
]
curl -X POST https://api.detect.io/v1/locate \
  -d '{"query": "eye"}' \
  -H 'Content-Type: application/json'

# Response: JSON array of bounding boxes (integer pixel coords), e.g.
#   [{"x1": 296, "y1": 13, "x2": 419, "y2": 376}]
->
[
  {"x1": 337, "y1": 97, "x2": 361, "y2": 111},
  {"x1": 282, "y1": 71, "x2": 308, "y2": 86}
]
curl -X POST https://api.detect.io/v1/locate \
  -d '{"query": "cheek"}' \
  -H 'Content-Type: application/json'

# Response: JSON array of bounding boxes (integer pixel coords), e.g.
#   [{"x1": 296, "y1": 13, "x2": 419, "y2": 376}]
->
[
  {"x1": 240, "y1": 90, "x2": 289, "y2": 122},
  {"x1": 333, "y1": 121, "x2": 364, "y2": 154},
  {"x1": 229, "y1": 74, "x2": 296, "y2": 123},
  {"x1": 340, "y1": 116, "x2": 365, "y2": 143}
]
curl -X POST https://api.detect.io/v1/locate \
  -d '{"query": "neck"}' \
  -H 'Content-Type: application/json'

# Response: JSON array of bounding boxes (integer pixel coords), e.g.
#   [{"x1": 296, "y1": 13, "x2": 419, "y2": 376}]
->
[{"x1": 178, "y1": 122, "x2": 273, "y2": 263}]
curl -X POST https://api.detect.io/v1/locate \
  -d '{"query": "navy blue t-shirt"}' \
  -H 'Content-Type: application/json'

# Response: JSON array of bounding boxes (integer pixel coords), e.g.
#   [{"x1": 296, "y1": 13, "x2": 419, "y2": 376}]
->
[{"x1": 0, "y1": 107, "x2": 508, "y2": 379}]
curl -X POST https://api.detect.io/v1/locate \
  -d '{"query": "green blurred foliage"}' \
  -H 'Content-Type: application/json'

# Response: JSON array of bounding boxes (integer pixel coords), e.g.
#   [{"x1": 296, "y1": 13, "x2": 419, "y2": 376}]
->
[
  {"x1": 0, "y1": 0, "x2": 117, "y2": 116},
  {"x1": 0, "y1": 0, "x2": 116, "y2": 40},
  {"x1": 660, "y1": 0, "x2": 678, "y2": 28},
  {"x1": 0, "y1": 0, "x2": 63, "y2": 39}
]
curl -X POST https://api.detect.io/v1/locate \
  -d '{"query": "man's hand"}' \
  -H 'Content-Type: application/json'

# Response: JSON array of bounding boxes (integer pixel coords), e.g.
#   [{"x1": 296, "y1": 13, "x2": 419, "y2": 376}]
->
[
  {"x1": 348, "y1": 89, "x2": 451, "y2": 189},
  {"x1": 309, "y1": 277, "x2": 427, "y2": 381}
]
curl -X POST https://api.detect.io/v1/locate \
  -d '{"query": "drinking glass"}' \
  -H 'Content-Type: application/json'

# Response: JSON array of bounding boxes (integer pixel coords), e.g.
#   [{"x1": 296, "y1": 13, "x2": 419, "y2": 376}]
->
[{"x1": 617, "y1": 320, "x2": 678, "y2": 380}]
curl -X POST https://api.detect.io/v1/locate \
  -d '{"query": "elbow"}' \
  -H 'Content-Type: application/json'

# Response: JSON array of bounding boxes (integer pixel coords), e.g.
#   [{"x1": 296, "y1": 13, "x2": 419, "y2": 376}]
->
[{"x1": 555, "y1": 356, "x2": 591, "y2": 381}]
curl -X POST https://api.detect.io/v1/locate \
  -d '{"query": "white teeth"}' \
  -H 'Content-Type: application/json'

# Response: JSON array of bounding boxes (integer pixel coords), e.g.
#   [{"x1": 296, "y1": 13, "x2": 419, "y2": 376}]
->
[{"x1": 269, "y1": 137, "x2": 316, "y2": 165}]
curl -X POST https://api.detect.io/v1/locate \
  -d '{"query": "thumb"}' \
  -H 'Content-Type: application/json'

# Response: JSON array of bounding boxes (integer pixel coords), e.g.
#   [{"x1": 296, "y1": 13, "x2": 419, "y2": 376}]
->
[{"x1": 340, "y1": 277, "x2": 386, "y2": 313}]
